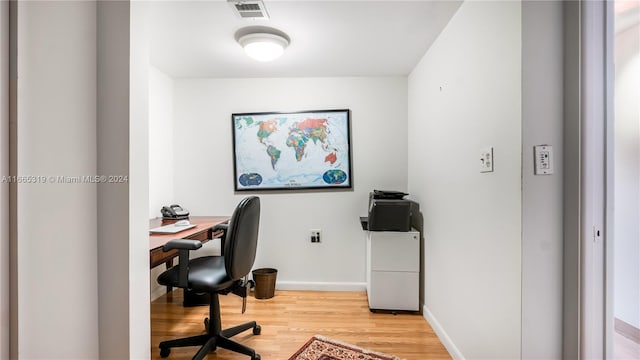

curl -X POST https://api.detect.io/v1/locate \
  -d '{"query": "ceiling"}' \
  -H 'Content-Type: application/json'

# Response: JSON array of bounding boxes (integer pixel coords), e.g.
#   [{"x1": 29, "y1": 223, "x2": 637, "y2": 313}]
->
[{"x1": 148, "y1": 1, "x2": 462, "y2": 79}]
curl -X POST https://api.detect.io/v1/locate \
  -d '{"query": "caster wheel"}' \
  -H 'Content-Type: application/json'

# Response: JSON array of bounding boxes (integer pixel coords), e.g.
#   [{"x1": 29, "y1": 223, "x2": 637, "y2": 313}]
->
[
  {"x1": 204, "y1": 318, "x2": 209, "y2": 331},
  {"x1": 160, "y1": 347, "x2": 170, "y2": 358},
  {"x1": 253, "y1": 325, "x2": 261, "y2": 335},
  {"x1": 252, "y1": 354, "x2": 261, "y2": 360}
]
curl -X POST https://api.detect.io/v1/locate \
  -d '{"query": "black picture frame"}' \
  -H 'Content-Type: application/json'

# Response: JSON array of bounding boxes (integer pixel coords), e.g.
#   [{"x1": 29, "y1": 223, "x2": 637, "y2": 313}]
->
[{"x1": 231, "y1": 109, "x2": 352, "y2": 191}]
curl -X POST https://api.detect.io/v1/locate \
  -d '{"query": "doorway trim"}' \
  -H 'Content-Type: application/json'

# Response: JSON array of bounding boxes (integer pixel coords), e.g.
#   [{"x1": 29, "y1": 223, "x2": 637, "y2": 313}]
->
[{"x1": 563, "y1": 1, "x2": 612, "y2": 358}]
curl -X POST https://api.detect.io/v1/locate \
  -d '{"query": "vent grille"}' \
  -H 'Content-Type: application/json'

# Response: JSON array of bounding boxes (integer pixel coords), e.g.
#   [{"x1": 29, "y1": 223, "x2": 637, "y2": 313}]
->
[
  {"x1": 239, "y1": 11, "x2": 265, "y2": 18},
  {"x1": 235, "y1": 3, "x2": 260, "y2": 11},
  {"x1": 228, "y1": 0, "x2": 269, "y2": 20}
]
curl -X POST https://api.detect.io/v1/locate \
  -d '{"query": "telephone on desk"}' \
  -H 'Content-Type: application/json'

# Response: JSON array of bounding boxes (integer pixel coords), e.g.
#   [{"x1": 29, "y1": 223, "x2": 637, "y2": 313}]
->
[{"x1": 161, "y1": 204, "x2": 190, "y2": 220}]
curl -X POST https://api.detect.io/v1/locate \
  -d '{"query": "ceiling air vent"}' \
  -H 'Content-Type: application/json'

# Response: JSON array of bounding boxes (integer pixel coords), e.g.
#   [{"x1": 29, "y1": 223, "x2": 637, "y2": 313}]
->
[{"x1": 228, "y1": 0, "x2": 270, "y2": 20}]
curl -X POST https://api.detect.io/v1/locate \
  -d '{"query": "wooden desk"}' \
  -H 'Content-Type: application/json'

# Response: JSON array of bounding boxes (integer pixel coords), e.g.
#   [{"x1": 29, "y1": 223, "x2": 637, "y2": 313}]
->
[{"x1": 149, "y1": 216, "x2": 229, "y2": 269}]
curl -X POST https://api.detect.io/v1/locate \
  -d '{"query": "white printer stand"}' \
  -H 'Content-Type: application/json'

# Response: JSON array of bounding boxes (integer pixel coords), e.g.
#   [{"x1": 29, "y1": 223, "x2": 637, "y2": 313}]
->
[{"x1": 365, "y1": 229, "x2": 420, "y2": 312}]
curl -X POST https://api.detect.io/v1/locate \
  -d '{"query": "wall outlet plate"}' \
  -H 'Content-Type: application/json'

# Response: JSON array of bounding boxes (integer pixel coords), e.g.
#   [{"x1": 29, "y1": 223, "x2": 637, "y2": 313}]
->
[
  {"x1": 534, "y1": 145, "x2": 553, "y2": 175},
  {"x1": 310, "y1": 229, "x2": 321, "y2": 243},
  {"x1": 480, "y1": 147, "x2": 494, "y2": 173}
]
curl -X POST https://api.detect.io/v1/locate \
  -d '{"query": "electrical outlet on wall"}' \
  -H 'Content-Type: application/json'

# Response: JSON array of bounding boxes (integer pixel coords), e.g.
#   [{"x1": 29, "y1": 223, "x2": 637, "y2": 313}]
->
[
  {"x1": 534, "y1": 145, "x2": 553, "y2": 175},
  {"x1": 480, "y1": 147, "x2": 494, "y2": 173},
  {"x1": 310, "y1": 229, "x2": 322, "y2": 243}
]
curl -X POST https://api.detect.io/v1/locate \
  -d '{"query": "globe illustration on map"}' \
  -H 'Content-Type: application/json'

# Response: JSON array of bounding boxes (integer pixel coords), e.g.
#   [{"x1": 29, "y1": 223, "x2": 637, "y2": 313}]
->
[
  {"x1": 238, "y1": 173, "x2": 263, "y2": 186},
  {"x1": 322, "y1": 170, "x2": 347, "y2": 184}
]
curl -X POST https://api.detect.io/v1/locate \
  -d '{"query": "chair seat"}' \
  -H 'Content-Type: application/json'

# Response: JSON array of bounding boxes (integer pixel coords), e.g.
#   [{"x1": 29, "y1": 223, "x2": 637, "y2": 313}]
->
[{"x1": 158, "y1": 256, "x2": 234, "y2": 292}]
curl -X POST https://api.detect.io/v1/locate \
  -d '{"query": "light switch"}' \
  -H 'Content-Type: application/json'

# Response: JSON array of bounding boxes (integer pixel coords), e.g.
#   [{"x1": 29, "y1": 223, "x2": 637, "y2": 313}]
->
[
  {"x1": 534, "y1": 145, "x2": 553, "y2": 175},
  {"x1": 480, "y1": 147, "x2": 494, "y2": 173}
]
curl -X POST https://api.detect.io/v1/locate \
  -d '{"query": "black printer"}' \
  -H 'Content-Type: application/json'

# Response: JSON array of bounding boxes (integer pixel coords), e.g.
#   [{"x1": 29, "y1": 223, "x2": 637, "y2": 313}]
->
[{"x1": 362, "y1": 190, "x2": 412, "y2": 232}]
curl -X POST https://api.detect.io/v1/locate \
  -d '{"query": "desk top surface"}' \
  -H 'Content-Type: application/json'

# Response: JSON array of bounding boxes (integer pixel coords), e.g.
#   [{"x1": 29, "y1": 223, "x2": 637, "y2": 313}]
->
[{"x1": 149, "y1": 216, "x2": 229, "y2": 251}]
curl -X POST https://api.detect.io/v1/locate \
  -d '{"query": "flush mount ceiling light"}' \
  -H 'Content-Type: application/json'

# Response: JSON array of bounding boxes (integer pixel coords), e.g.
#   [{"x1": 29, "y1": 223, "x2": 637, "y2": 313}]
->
[{"x1": 237, "y1": 31, "x2": 289, "y2": 62}]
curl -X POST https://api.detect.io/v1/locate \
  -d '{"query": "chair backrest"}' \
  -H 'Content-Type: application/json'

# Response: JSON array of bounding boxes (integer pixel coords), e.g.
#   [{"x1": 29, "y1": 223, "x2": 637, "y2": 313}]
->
[{"x1": 224, "y1": 196, "x2": 261, "y2": 280}]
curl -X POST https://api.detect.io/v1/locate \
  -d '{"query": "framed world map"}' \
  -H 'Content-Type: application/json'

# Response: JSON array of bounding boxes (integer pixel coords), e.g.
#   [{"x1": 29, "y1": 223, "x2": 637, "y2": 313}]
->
[{"x1": 231, "y1": 109, "x2": 352, "y2": 191}]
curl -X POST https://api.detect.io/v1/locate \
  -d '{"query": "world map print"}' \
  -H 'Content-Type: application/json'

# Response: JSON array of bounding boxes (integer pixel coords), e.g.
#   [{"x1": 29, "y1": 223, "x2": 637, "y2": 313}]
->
[{"x1": 232, "y1": 110, "x2": 351, "y2": 190}]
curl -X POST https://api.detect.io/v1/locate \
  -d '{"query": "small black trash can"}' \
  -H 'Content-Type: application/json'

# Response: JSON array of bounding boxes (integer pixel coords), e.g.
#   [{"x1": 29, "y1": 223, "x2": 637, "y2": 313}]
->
[{"x1": 252, "y1": 268, "x2": 277, "y2": 299}]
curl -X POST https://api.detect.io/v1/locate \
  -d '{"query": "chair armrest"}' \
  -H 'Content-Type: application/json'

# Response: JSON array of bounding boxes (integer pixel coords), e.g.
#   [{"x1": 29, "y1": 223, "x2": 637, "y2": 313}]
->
[
  {"x1": 162, "y1": 239, "x2": 202, "y2": 288},
  {"x1": 211, "y1": 223, "x2": 229, "y2": 254},
  {"x1": 212, "y1": 223, "x2": 228, "y2": 233},
  {"x1": 162, "y1": 239, "x2": 203, "y2": 252}
]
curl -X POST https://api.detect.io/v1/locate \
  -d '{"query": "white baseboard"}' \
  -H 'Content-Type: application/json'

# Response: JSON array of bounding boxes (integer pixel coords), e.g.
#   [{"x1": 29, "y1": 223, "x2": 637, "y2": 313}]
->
[
  {"x1": 615, "y1": 317, "x2": 640, "y2": 344},
  {"x1": 275, "y1": 281, "x2": 366, "y2": 292},
  {"x1": 423, "y1": 305, "x2": 465, "y2": 360},
  {"x1": 150, "y1": 265, "x2": 169, "y2": 301},
  {"x1": 151, "y1": 281, "x2": 365, "y2": 301},
  {"x1": 150, "y1": 283, "x2": 166, "y2": 302},
  {"x1": 150, "y1": 279, "x2": 366, "y2": 300}
]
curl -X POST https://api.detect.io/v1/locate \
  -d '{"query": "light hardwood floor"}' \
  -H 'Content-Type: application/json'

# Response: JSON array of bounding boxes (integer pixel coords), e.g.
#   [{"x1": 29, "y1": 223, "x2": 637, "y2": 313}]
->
[{"x1": 151, "y1": 290, "x2": 451, "y2": 360}]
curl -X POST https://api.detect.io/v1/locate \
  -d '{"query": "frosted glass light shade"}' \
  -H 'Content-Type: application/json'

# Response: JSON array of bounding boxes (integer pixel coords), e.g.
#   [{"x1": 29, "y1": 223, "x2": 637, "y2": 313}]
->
[{"x1": 238, "y1": 33, "x2": 289, "y2": 62}]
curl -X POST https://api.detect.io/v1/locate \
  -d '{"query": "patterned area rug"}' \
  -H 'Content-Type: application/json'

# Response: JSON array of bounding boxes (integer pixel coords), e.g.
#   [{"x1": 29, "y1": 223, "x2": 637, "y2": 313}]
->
[{"x1": 288, "y1": 335, "x2": 402, "y2": 360}]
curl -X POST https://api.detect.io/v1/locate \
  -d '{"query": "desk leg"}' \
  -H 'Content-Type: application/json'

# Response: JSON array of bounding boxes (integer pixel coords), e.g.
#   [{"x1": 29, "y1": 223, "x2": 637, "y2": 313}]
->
[
  {"x1": 165, "y1": 258, "x2": 173, "y2": 293},
  {"x1": 210, "y1": 229, "x2": 225, "y2": 255}
]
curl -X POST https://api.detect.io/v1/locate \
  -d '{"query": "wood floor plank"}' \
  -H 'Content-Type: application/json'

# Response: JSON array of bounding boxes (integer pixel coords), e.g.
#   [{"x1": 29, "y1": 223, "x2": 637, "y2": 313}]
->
[{"x1": 151, "y1": 290, "x2": 451, "y2": 360}]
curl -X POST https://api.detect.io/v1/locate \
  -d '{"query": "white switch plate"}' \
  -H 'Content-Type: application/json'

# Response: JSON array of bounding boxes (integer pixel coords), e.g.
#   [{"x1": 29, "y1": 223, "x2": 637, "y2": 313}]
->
[
  {"x1": 534, "y1": 145, "x2": 553, "y2": 175},
  {"x1": 480, "y1": 147, "x2": 494, "y2": 173}
]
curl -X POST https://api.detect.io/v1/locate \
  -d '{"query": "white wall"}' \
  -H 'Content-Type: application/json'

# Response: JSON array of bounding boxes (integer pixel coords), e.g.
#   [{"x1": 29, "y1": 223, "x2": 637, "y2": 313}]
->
[
  {"x1": 149, "y1": 65, "x2": 175, "y2": 219},
  {"x1": 614, "y1": 20, "x2": 640, "y2": 328},
  {"x1": 97, "y1": 1, "x2": 149, "y2": 359},
  {"x1": 129, "y1": 1, "x2": 151, "y2": 358},
  {"x1": 521, "y1": 1, "x2": 564, "y2": 358},
  {"x1": 148, "y1": 66, "x2": 176, "y2": 300},
  {"x1": 14, "y1": 1, "x2": 99, "y2": 358},
  {"x1": 408, "y1": 1, "x2": 522, "y2": 358},
  {"x1": 0, "y1": 2, "x2": 9, "y2": 359},
  {"x1": 562, "y1": 2, "x2": 581, "y2": 356},
  {"x1": 170, "y1": 77, "x2": 407, "y2": 289}
]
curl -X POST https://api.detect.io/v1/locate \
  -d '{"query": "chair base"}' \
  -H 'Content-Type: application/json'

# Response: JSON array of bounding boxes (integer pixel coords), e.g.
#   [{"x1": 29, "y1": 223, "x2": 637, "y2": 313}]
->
[
  {"x1": 159, "y1": 321, "x2": 261, "y2": 360},
  {"x1": 159, "y1": 293, "x2": 261, "y2": 360}
]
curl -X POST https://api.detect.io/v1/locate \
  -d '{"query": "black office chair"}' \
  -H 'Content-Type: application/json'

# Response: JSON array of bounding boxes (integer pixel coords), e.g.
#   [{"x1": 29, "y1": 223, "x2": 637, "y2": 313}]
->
[{"x1": 157, "y1": 196, "x2": 262, "y2": 360}]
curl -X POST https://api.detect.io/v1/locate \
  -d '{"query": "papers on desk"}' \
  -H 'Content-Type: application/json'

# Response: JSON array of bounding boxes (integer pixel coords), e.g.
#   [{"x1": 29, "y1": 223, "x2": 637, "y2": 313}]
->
[{"x1": 149, "y1": 223, "x2": 196, "y2": 234}]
